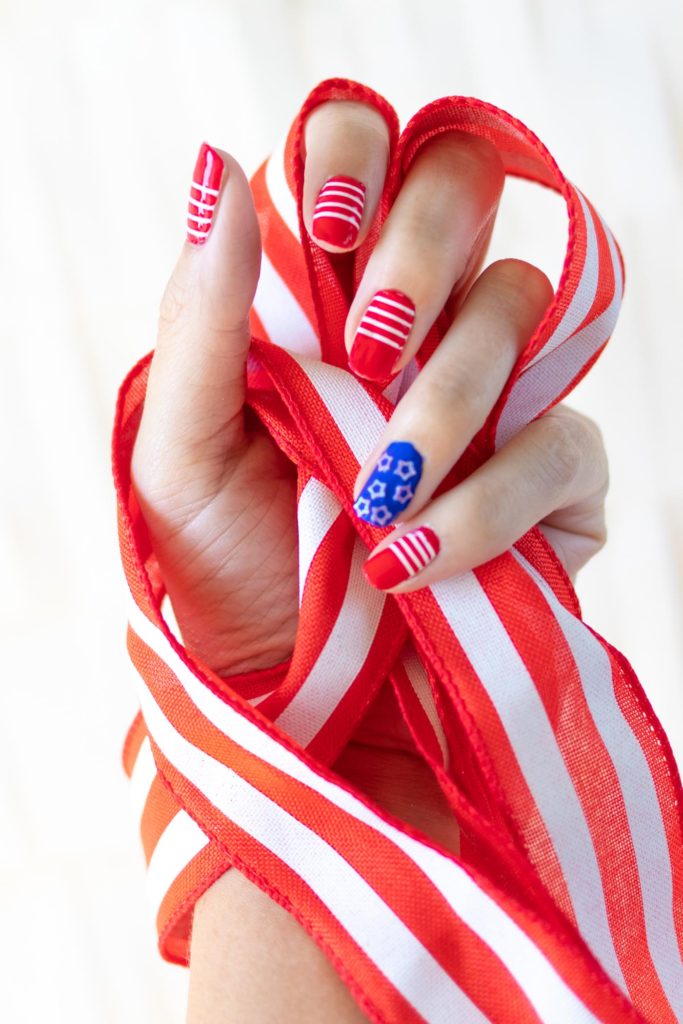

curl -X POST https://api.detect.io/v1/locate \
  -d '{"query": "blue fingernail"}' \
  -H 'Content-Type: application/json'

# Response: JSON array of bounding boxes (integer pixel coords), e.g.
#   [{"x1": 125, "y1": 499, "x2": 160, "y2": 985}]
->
[{"x1": 353, "y1": 441, "x2": 423, "y2": 526}]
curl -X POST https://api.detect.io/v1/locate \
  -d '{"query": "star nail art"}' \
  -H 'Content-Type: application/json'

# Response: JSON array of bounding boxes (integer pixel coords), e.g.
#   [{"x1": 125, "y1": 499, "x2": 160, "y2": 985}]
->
[{"x1": 353, "y1": 441, "x2": 423, "y2": 527}]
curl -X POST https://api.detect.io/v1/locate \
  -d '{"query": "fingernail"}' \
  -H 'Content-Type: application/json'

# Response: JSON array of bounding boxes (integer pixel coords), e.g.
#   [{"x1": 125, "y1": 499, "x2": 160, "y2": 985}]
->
[
  {"x1": 312, "y1": 174, "x2": 366, "y2": 248},
  {"x1": 187, "y1": 142, "x2": 224, "y2": 245},
  {"x1": 349, "y1": 289, "x2": 416, "y2": 381},
  {"x1": 363, "y1": 526, "x2": 440, "y2": 589},
  {"x1": 353, "y1": 441, "x2": 423, "y2": 526}
]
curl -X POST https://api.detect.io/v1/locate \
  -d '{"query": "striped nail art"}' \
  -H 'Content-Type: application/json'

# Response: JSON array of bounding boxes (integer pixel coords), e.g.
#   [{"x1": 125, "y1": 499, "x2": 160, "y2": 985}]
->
[
  {"x1": 312, "y1": 174, "x2": 366, "y2": 248},
  {"x1": 363, "y1": 526, "x2": 440, "y2": 589},
  {"x1": 349, "y1": 289, "x2": 416, "y2": 381},
  {"x1": 353, "y1": 441, "x2": 423, "y2": 527},
  {"x1": 187, "y1": 142, "x2": 224, "y2": 245}
]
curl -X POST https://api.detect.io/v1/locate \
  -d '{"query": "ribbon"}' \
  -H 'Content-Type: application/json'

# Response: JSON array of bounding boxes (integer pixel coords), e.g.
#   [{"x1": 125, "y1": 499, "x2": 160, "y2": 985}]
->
[{"x1": 112, "y1": 78, "x2": 683, "y2": 1023}]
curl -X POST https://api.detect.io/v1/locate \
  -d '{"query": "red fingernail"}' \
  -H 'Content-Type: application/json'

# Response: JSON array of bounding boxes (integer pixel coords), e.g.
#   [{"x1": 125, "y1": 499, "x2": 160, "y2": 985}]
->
[
  {"x1": 312, "y1": 174, "x2": 366, "y2": 248},
  {"x1": 187, "y1": 142, "x2": 224, "y2": 245},
  {"x1": 349, "y1": 289, "x2": 416, "y2": 381},
  {"x1": 363, "y1": 526, "x2": 440, "y2": 590}
]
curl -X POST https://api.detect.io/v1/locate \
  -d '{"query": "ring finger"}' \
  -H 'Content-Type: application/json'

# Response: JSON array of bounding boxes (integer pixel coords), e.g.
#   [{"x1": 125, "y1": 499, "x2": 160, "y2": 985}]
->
[{"x1": 352, "y1": 258, "x2": 553, "y2": 529}]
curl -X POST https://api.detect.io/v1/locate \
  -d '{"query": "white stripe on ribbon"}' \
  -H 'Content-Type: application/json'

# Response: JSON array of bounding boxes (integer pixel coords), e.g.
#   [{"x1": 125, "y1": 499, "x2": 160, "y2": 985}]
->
[
  {"x1": 131, "y1": 621, "x2": 487, "y2": 1023},
  {"x1": 431, "y1": 572, "x2": 627, "y2": 991},
  {"x1": 402, "y1": 644, "x2": 450, "y2": 770},
  {"x1": 275, "y1": 535, "x2": 386, "y2": 746},
  {"x1": 127, "y1": 597, "x2": 602, "y2": 1022},
  {"x1": 252, "y1": 250, "x2": 320, "y2": 357},
  {"x1": 129, "y1": 734, "x2": 157, "y2": 827},
  {"x1": 297, "y1": 356, "x2": 386, "y2": 465},
  {"x1": 495, "y1": 192, "x2": 622, "y2": 449},
  {"x1": 264, "y1": 134, "x2": 300, "y2": 240},
  {"x1": 296, "y1": 477, "x2": 343, "y2": 606},
  {"x1": 525, "y1": 188, "x2": 599, "y2": 371},
  {"x1": 145, "y1": 809, "x2": 209, "y2": 919},
  {"x1": 512, "y1": 549, "x2": 683, "y2": 1019}
]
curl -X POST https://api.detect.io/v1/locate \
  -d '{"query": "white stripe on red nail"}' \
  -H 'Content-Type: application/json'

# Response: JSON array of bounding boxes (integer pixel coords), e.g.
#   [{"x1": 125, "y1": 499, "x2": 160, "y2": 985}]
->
[
  {"x1": 391, "y1": 541, "x2": 417, "y2": 576},
  {"x1": 191, "y1": 180, "x2": 220, "y2": 196},
  {"x1": 188, "y1": 198, "x2": 217, "y2": 211},
  {"x1": 313, "y1": 202, "x2": 363, "y2": 221},
  {"x1": 362, "y1": 317, "x2": 410, "y2": 339},
  {"x1": 318, "y1": 179, "x2": 365, "y2": 198},
  {"x1": 373, "y1": 295, "x2": 416, "y2": 316},
  {"x1": 354, "y1": 329, "x2": 403, "y2": 349}
]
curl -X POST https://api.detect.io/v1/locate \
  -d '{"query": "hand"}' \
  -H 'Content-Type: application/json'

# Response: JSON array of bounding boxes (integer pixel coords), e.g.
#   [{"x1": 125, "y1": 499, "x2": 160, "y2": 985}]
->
[
  {"x1": 132, "y1": 103, "x2": 611, "y2": 1024},
  {"x1": 131, "y1": 102, "x2": 608, "y2": 689}
]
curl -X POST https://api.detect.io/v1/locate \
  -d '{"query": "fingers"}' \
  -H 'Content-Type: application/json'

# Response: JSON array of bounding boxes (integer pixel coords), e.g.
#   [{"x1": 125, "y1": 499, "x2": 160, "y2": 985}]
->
[
  {"x1": 302, "y1": 100, "x2": 390, "y2": 251},
  {"x1": 132, "y1": 142, "x2": 262, "y2": 504},
  {"x1": 301, "y1": 102, "x2": 505, "y2": 382},
  {"x1": 353, "y1": 259, "x2": 553, "y2": 527},
  {"x1": 346, "y1": 131, "x2": 504, "y2": 381},
  {"x1": 362, "y1": 405, "x2": 609, "y2": 593}
]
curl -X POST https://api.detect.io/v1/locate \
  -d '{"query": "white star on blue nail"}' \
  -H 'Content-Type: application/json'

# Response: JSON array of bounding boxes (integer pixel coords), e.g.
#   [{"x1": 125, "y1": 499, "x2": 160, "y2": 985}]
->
[
  {"x1": 394, "y1": 459, "x2": 417, "y2": 481},
  {"x1": 367, "y1": 479, "x2": 387, "y2": 499},
  {"x1": 393, "y1": 484, "x2": 414, "y2": 504},
  {"x1": 354, "y1": 496, "x2": 371, "y2": 517},
  {"x1": 377, "y1": 453, "x2": 393, "y2": 473},
  {"x1": 370, "y1": 505, "x2": 393, "y2": 526}
]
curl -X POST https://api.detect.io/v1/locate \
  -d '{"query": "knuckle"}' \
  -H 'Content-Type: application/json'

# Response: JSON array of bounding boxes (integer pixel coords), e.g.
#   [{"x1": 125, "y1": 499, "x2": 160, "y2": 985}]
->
[
  {"x1": 305, "y1": 99, "x2": 389, "y2": 149},
  {"x1": 461, "y1": 475, "x2": 515, "y2": 547},
  {"x1": 484, "y1": 259, "x2": 554, "y2": 321},
  {"x1": 536, "y1": 412, "x2": 585, "y2": 491},
  {"x1": 428, "y1": 358, "x2": 489, "y2": 414},
  {"x1": 420, "y1": 130, "x2": 503, "y2": 184},
  {"x1": 158, "y1": 273, "x2": 194, "y2": 332}
]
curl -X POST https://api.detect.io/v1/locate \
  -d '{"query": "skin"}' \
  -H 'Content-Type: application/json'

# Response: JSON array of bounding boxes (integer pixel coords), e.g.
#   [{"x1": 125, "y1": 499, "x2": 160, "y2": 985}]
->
[{"x1": 130, "y1": 99, "x2": 609, "y2": 1023}]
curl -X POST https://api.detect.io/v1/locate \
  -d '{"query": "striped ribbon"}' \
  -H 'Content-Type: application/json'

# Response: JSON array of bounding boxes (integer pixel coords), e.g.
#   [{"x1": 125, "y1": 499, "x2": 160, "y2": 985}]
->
[{"x1": 113, "y1": 79, "x2": 683, "y2": 1023}]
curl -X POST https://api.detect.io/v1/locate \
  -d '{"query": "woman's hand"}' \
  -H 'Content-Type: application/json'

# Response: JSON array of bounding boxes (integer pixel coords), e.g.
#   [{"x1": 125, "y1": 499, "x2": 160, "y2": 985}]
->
[
  {"x1": 130, "y1": 100, "x2": 608, "y2": 689},
  {"x1": 131, "y1": 101, "x2": 612, "y2": 1024}
]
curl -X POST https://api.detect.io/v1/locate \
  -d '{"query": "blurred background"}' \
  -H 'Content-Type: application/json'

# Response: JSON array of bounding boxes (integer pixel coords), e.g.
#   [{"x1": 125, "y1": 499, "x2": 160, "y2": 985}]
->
[{"x1": 1, "y1": 0, "x2": 681, "y2": 1019}]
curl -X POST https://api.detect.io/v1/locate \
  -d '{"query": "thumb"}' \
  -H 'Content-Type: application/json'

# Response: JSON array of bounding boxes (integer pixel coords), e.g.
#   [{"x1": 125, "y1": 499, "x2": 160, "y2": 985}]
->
[{"x1": 134, "y1": 142, "x2": 262, "y2": 495}]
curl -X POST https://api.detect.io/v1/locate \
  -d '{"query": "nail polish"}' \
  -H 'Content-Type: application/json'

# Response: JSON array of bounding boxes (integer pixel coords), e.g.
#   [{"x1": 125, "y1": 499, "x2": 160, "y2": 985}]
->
[
  {"x1": 349, "y1": 289, "x2": 416, "y2": 381},
  {"x1": 363, "y1": 526, "x2": 440, "y2": 589},
  {"x1": 353, "y1": 441, "x2": 423, "y2": 527},
  {"x1": 187, "y1": 142, "x2": 224, "y2": 245},
  {"x1": 312, "y1": 174, "x2": 366, "y2": 248}
]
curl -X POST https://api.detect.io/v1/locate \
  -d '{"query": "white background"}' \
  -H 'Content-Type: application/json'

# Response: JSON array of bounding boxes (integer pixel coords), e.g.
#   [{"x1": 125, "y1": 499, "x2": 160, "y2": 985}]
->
[{"x1": 1, "y1": 0, "x2": 681, "y2": 1019}]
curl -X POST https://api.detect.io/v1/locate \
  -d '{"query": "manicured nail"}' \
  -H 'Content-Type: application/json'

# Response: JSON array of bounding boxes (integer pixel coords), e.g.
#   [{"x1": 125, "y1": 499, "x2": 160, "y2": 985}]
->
[
  {"x1": 363, "y1": 526, "x2": 440, "y2": 589},
  {"x1": 353, "y1": 441, "x2": 423, "y2": 526},
  {"x1": 312, "y1": 174, "x2": 366, "y2": 248},
  {"x1": 349, "y1": 289, "x2": 416, "y2": 381},
  {"x1": 187, "y1": 142, "x2": 224, "y2": 245}
]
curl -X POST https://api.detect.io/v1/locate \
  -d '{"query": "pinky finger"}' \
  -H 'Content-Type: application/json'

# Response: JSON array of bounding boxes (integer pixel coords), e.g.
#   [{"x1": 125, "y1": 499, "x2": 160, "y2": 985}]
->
[{"x1": 362, "y1": 406, "x2": 609, "y2": 593}]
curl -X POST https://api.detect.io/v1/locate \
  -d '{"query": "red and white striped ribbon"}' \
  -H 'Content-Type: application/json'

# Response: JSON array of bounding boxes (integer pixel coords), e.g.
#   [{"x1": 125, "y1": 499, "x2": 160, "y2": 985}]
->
[{"x1": 113, "y1": 79, "x2": 683, "y2": 1023}]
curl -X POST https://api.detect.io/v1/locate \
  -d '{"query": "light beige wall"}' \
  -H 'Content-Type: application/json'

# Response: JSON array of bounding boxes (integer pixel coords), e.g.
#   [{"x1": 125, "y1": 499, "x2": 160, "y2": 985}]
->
[{"x1": 1, "y1": 1, "x2": 681, "y2": 1019}]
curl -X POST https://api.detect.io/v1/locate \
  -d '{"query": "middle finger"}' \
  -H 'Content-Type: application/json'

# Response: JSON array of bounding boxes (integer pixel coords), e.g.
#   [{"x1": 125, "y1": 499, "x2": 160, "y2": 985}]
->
[{"x1": 346, "y1": 130, "x2": 505, "y2": 382}]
